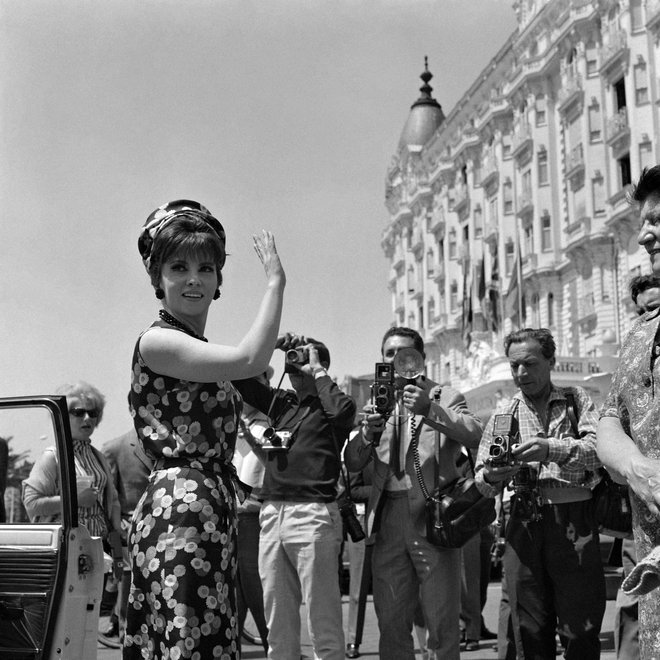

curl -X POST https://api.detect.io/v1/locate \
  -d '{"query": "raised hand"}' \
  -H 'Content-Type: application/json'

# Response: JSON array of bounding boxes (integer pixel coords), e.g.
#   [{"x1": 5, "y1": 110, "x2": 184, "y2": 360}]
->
[{"x1": 253, "y1": 230, "x2": 285, "y2": 287}]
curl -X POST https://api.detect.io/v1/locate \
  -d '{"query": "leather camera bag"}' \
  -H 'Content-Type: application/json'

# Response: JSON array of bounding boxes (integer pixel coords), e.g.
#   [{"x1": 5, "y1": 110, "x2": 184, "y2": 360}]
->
[
  {"x1": 592, "y1": 468, "x2": 633, "y2": 538},
  {"x1": 412, "y1": 422, "x2": 495, "y2": 549},
  {"x1": 563, "y1": 391, "x2": 632, "y2": 538}
]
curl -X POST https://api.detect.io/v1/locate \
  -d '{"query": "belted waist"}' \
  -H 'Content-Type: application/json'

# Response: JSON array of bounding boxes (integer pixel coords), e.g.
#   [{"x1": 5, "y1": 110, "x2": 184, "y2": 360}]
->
[
  {"x1": 539, "y1": 487, "x2": 592, "y2": 504},
  {"x1": 383, "y1": 489, "x2": 409, "y2": 499},
  {"x1": 153, "y1": 456, "x2": 251, "y2": 503}
]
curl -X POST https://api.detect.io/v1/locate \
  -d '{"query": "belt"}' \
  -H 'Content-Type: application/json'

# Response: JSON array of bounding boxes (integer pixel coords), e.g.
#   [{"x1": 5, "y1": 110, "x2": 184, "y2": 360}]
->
[{"x1": 540, "y1": 487, "x2": 591, "y2": 504}]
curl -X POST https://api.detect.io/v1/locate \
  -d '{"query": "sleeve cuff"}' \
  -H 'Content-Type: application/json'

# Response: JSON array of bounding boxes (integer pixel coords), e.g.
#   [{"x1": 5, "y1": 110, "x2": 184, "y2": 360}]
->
[{"x1": 546, "y1": 437, "x2": 564, "y2": 463}]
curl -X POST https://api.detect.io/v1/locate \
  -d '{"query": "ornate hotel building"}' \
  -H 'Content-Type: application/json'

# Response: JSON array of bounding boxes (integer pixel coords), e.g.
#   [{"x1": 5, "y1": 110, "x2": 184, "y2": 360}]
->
[{"x1": 365, "y1": 0, "x2": 660, "y2": 418}]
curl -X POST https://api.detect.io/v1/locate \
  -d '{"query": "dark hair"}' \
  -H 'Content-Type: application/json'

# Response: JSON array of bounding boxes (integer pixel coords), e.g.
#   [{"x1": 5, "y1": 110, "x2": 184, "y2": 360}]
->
[
  {"x1": 631, "y1": 166, "x2": 660, "y2": 206},
  {"x1": 380, "y1": 326, "x2": 425, "y2": 357},
  {"x1": 306, "y1": 338, "x2": 331, "y2": 368},
  {"x1": 630, "y1": 274, "x2": 660, "y2": 304},
  {"x1": 147, "y1": 214, "x2": 226, "y2": 289},
  {"x1": 503, "y1": 328, "x2": 556, "y2": 360}
]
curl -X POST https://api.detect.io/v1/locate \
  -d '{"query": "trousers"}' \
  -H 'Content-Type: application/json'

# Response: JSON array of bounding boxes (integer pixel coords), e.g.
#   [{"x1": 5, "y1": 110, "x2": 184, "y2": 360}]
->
[
  {"x1": 259, "y1": 500, "x2": 344, "y2": 660},
  {"x1": 503, "y1": 498, "x2": 605, "y2": 660},
  {"x1": 371, "y1": 491, "x2": 461, "y2": 660}
]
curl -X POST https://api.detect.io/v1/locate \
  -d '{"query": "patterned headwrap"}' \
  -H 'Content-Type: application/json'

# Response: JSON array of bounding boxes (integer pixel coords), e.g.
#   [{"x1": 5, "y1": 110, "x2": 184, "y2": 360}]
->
[{"x1": 138, "y1": 199, "x2": 227, "y2": 272}]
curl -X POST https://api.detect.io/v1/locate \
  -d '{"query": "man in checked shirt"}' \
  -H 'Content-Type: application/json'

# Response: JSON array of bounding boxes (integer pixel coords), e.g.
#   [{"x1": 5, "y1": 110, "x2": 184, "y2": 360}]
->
[{"x1": 474, "y1": 328, "x2": 605, "y2": 660}]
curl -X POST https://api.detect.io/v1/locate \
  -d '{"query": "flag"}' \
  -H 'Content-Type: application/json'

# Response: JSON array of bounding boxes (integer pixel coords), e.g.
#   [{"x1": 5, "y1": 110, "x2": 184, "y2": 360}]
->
[
  {"x1": 489, "y1": 250, "x2": 500, "y2": 332},
  {"x1": 478, "y1": 258, "x2": 491, "y2": 332},
  {"x1": 462, "y1": 264, "x2": 473, "y2": 349},
  {"x1": 504, "y1": 242, "x2": 525, "y2": 327}
]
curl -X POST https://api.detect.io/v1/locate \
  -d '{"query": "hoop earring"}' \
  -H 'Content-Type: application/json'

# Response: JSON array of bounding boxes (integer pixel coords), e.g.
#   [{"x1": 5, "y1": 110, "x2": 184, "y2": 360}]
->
[
  {"x1": 213, "y1": 289, "x2": 221, "y2": 300},
  {"x1": 155, "y1": 288, "x2": 165, "y2": 300}
]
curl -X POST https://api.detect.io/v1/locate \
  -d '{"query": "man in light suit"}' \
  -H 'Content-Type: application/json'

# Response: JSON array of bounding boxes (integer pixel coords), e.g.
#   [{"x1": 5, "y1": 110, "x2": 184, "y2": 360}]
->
[{"x1": 345, "y1": 327, "x2": 483, "y2": 660}]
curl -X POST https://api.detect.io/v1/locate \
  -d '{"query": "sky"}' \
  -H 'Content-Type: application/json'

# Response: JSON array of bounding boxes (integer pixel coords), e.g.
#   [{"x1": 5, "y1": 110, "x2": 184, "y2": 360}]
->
[{"x1": 0, "y1": 0, "x2": 517, "y2": 459}]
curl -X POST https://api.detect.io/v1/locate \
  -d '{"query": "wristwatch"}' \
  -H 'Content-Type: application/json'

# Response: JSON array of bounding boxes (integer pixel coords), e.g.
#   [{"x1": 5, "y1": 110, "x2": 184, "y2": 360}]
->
[{"x1": 313, "y1": 368, "x2": 328, "y2": 379}]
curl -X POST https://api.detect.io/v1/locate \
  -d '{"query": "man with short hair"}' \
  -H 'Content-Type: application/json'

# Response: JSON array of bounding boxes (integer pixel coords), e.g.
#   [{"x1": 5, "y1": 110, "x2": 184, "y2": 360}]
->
[
  {"x1": 474, "y1": 327, "x2": 605, "y2": 660},
  {"x1": 345, "y1": 326, "x2": 483, "y2": 660},
  {"x1": 234, "y1": 335, "x2": 356, "y2": 660},
  {"x1": 630, "y1": 273, "x2": 660, "y2": 316}
]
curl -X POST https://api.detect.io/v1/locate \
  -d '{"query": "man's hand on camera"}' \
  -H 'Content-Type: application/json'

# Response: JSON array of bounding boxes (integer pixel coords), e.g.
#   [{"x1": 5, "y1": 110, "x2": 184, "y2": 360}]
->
[
  {"x1": 276, "y1": 332, "x2": 306, "y2": 351},
  {"x1": 482, "y1": 462, "x2": 521, "y2": 485},
  {"x1": 360, "y1": 404, "x2": 385, "y2": 443},
  {"x1": 298, "y1": 344, "x2": 323, "y2": 376},
  {"x1": 511, "y1": 436, "x2": 549, "y2": 463},
  {"x1": 401, "y1": 383, "x2": 431, "y2": 416}
]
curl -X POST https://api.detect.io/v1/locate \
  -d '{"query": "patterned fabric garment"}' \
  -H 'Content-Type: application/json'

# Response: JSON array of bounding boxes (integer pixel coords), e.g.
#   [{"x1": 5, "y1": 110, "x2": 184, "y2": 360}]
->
[
  {"x1": 72, "y1": 438, "x2": 108, "y2": 537},
  {"x1": 601, "y1": 310, "x2": 660, "y2": 659},
  {"x1": 476, "y1": 384, "x2": 601, "y2": 492},
  {"x1": 123, "y1": 330, "x2": 243, "y2": 660}
]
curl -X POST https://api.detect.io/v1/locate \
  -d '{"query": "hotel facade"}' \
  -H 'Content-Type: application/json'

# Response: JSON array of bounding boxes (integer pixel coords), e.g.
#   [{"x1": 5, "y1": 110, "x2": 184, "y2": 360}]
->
[{"x1": 359, "y1": 0, "x2": 660, "y2": 417}]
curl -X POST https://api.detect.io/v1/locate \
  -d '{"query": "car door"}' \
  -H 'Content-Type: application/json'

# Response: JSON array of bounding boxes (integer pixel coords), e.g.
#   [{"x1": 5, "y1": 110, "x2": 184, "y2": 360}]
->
[{"x1": 0, "y1": 395, "x2": 104, "y2": 660}]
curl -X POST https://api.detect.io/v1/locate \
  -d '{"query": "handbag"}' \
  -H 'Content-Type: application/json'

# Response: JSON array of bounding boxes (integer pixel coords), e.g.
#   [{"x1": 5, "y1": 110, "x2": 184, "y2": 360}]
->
[
  {"x1": 562, "y1": 392, "x2": 633, "y2": 539},
  {"x1": 592, "y1": 468, "x2": 633, "y2": 539},
  {"x1": 412, "y1": 421, "x2": 496, "y2": 548}
]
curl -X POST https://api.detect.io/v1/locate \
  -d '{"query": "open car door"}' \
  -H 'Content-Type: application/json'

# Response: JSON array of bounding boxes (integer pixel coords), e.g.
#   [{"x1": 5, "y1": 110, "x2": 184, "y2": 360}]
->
[{"x1": 0, "y1": 396, "x2": 104, "y2": 660}]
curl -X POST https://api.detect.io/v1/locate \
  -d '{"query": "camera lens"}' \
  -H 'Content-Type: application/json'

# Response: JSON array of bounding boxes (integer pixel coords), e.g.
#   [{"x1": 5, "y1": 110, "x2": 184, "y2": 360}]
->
[
  {"x1": 286, "y1": 349, "x2": 300, "y2": 362},
  {"x1": 492, "y1": 435, "x2": 505, "y2": 446},
  {"x1": 490, "y1": 446, "x2": 503, "y2": 458},
  {"x1": 263, "y1": 427, "x2": 275, "y2": 440}
]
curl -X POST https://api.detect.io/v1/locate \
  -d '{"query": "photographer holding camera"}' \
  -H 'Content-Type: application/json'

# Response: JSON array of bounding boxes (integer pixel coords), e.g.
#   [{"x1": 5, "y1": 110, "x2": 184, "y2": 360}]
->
[
  {"x1": 473, "y1": 328, "x2": 605, "y2": 660},
  {"x1": 233, "y1": 333, "x2": 356, "y2": 660},
  {"x1": 345, "y1": 326, "x2": 483, "y2": 660}
]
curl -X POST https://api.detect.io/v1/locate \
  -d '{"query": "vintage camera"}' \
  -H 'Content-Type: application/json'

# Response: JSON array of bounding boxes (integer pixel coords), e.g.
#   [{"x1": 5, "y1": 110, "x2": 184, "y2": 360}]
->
[
  {"x1": 339, "y1": 500, "x2": 366, "y2": 542},
  {"x1": 371, "y1": 362, "x2": 395, "y2": 416},
  {"x1": 512, "y1": 466, "x2": 543, "y2": 522},
  {"x1": 260, "y1": 427, "x2": 292, "y2": 452},
  {"x1": 284, "y1": 347, "x2": 309, "y2": 373},
  {"x1": 488, "y1": 413, "x2": 521, "y2": 467}
]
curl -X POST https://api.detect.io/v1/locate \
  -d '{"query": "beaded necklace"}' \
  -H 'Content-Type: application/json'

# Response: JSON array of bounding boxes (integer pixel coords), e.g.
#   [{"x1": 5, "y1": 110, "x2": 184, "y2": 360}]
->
[{"x1": 158, "y1": 309, "x2": 208, "y2": 342}]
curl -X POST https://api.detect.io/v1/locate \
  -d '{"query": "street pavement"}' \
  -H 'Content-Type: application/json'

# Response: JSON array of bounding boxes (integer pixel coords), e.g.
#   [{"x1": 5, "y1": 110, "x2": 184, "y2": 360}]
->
[{"x1": 97, "y1": 580, "x2": 621, "y2": 659}]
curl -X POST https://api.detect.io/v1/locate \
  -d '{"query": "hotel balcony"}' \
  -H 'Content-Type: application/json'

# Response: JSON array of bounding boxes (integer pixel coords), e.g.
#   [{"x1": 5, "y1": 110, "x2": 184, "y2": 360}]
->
[
  {"x1": 522, "y1": 252, "x2": 538, "y2": 276},
  {"x1": 577, "y1": 292, "x2": 597, "y2": 330},
  {"x1": 557, "y1": 74, "x2": 583, "y2": 115},
  {"x1": 512, "y1": 122, "x2": 533, "y2": 163},
  {"x1": 453, "y1": 184, "x2": 470, "y2": 216},
  {"x1": 565, "y1": 214, "x2": 591, "y2": 251},
  {"x1": 606, "y1": 107, "x2": 630, "y2": 156},
  {"x1": 600, "y1": 29, "x2": 628, "y2": 77},
  {"x1": 484, "y1": 221, "x2": 498, "y2": 249},
  {"x1": 566, "y1": 142, "x2": 585, "y2": 184},
  {"x1": 409, "y1": 230, "x2": 424, "y2": 257},
  {"x1": 516, "y1": 191, "x2": 534, "y2": 219},
  {"x1": 647, "y1": 0, "x2": 660, "y2": 30},
  {"x1": 480, "y1": 153, "x2": 499, "y2": 190}
]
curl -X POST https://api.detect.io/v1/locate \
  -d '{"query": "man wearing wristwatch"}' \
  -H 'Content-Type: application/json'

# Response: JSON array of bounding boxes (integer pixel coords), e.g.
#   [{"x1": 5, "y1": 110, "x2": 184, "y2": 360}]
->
[
  {"x1": 233, "y1": 334, "x2": 356, "y2": 660},
  {"x1": 345, "y1": 326, "x2": 483, "y2": 660}
]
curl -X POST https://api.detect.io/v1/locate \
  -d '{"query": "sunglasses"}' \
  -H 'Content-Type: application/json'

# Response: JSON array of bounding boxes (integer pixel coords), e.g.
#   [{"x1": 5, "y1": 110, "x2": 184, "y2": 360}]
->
[{"x1": 69, "y1": 408, "x2": 100, "y2": 419}]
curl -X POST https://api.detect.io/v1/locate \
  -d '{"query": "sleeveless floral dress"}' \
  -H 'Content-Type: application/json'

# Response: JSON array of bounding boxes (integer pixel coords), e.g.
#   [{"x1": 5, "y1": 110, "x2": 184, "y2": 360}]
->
[
  {"x1": 601, "y1": 311, "x2": 660, "y2": 658},
  {"x1": 123, "y1": 328, "x2": 244, "y2": 660}
]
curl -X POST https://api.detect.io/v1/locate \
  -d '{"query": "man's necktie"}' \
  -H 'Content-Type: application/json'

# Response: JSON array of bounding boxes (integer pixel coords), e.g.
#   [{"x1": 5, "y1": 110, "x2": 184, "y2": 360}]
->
[{"x1": 389, "y1": 402, "x2": 405, "y2": 478}]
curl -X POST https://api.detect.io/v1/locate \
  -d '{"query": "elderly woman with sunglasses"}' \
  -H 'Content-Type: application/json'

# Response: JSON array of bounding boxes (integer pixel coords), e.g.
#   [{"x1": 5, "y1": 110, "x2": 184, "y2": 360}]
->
[
  {"x1": 22, "y1": 381, "x2": 121, "y2": 537},
  {"x1": 123, "y1": 200, "x2": 285, "y2": 660}
]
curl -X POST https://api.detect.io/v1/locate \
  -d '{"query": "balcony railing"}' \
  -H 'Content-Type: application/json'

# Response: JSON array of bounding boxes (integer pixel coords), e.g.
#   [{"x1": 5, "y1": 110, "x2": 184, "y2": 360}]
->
[
  {"x1": 517, "y1": 192, "x2": 534, "y2": 218},
  {"x1": 566, "y1": 142, "x2": 585, "y2": 180},
  {"x1": 606, "y1": 107, "x2": 629, "y2": 144},
  {"x1": 481, "y1": 153, "x2": 499, "y2": 188},
  {"x1": 557, "y1": 74, "x2": 583, "y2": 113},
  {"x1": 512, "y1": 122, "x2": 533, "y2": 159},
  {"x1": 601, "y1": 29, "x2": 627, "y2": 70},
  {"x1": 648, "y1": 0, "x2": 660, "y2": 29},
  {"x1": 578, "y1": 292, "x2": 595, "y2": 321}
]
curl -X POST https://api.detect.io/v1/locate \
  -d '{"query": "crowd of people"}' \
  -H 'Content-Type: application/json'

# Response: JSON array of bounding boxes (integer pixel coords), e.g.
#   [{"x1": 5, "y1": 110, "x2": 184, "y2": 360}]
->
[{"x1": 17, "y1": 166, "x2": 660, "y2": 659}]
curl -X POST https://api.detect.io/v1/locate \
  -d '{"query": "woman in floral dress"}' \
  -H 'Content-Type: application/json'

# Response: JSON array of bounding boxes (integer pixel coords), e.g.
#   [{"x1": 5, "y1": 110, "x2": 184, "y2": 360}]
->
[
  {"x1": 598, "y1": 166, "x2": 660, "y2": 658},
  {"x1": 123, "y1": 200, "x2": 285, "y2": 660}
]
